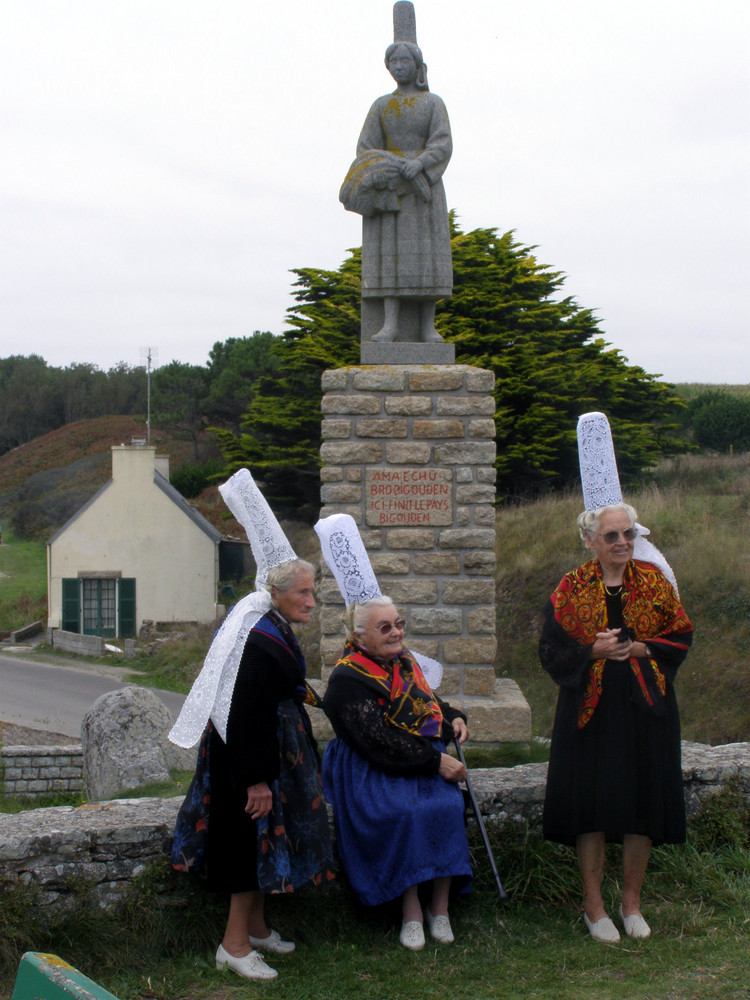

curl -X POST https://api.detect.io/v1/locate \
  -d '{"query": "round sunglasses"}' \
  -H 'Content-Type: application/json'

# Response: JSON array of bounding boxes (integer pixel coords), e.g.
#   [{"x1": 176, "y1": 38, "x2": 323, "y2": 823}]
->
[
  {"x1": 598, "y1": 528, "x2": 637, "y2": 544},
  {"x1": 370, "y1": 618, "x2": 406, "y2": 635}
]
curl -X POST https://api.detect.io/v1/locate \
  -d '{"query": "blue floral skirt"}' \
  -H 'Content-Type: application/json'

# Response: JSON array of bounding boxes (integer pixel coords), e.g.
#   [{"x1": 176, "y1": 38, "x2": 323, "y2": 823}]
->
[{"x1": 256, "y1": 700, "x2": 336, "y2": 893}]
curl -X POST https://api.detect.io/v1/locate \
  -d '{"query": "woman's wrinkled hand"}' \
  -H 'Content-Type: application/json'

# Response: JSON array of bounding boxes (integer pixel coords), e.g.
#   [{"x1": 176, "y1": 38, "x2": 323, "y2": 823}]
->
[
  {"x1": 452, "y1": 717, "x2": 468, "y2": 744},
  {"x1": 439, "y1": 752, "x2": 467, "y2": 783},
  {"x1": 592, "y1": 628, "x2": 633, "y2": 661},
  {"x1": 245, "y1": 782, "x2": 273, "y2": 820}
]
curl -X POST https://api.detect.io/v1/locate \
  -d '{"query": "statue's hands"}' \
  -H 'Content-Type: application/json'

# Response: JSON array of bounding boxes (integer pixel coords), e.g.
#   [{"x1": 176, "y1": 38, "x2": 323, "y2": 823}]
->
[{"x1": 400, "y1": 158, "x2": 423, "y2": 180}]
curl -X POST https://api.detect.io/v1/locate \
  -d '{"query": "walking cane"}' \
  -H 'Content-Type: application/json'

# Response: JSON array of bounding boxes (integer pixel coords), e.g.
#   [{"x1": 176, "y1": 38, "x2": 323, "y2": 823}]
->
[{"x1": 454, "y1": 736, "x2": 509, "y2": 903}]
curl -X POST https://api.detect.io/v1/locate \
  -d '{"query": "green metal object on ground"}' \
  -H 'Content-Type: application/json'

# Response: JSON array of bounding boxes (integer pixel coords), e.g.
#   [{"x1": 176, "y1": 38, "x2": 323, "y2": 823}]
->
[{"x1": 11, "y1": 953, "x2": 121, "y2": 1000}]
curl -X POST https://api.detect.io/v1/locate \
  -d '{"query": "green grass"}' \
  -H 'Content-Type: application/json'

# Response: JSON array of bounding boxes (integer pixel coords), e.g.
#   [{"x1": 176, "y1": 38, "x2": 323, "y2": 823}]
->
[
  {"x1": 0, "y1": 790, "x2": 85, "y2": 814},
  {"x1": 0, "y1": 529, "x2": 47, "y2": 632},
  {"x1": 1, "y1": 820, "x2": 748, "y2": 1000},
  {"x1": 107, "y1": 769, "x2": 195, "y2": 802}
]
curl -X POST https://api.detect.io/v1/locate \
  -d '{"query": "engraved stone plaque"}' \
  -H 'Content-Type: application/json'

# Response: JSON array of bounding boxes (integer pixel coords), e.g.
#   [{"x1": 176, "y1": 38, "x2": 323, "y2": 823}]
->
[{"x1": 365, "y1": 467, "x2": 452, "y2": 526}]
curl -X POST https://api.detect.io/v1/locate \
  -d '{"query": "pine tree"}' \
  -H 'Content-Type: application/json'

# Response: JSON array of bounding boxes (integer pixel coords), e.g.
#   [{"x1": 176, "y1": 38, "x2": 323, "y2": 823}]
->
[{"x1": 214, "y1": 222, "x2": 683, "y2": 514}]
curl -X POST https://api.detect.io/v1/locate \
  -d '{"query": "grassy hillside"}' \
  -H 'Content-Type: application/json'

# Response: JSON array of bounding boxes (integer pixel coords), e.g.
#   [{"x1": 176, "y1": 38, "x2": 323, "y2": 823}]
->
[
  {"x1": 1, "y1": 417, "x2": 748, "y2": 745},
  {"x1": 0, "y1": 415, "x2": 229, "y2": 542},
  {"x1": 127, "y1": 451, "x2": 750, "y2": 746}
]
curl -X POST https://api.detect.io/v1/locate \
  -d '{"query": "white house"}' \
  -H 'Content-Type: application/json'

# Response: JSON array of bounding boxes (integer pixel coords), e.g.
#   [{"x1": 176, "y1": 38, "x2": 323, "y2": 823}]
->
[{"x1": 47, "y1": 444, "x2": 247, "y2": 638}]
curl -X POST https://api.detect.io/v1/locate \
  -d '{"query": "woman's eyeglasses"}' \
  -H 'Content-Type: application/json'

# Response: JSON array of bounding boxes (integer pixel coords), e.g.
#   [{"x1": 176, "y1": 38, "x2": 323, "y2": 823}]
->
[
  {"x1": 598, "y1": 528, "x2": 637, "y2": 544},
  {"x1": 371, "y1": 618, "x2": 406, "y2": 635}
]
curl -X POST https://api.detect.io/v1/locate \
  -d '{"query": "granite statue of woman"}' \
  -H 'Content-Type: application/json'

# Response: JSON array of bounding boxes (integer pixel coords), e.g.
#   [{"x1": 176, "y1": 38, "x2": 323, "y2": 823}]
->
[{"x1": 340, "y1": 4, "x2": 452, "y2": 343}]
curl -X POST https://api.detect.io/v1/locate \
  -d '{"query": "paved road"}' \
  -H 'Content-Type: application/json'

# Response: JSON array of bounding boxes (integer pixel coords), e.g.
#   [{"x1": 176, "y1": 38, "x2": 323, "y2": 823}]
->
[{"x1": 0, "y1": 652, "x2": 185, "y2": 738}]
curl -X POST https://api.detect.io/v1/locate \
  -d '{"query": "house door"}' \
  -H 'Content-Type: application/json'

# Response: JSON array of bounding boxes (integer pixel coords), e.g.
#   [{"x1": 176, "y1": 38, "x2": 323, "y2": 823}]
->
[{"x1": 82, "y1": 578, "x2": 117, "y2": 638}]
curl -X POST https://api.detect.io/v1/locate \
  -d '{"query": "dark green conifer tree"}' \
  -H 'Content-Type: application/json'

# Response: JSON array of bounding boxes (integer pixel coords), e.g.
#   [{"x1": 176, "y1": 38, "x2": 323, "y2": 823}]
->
[{"x1": 214, "y1": 222, "x2": 683, "y2": 515}]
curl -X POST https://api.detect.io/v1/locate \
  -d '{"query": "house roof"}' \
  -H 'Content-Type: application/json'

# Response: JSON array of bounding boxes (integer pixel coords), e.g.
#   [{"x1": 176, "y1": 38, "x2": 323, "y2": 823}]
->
[
  {"x1": 154, "y1": 471, "x2": 223, "y2": 543},
  {"x1": 48, "y1": 470, "x2": 225, "y2": 546}
]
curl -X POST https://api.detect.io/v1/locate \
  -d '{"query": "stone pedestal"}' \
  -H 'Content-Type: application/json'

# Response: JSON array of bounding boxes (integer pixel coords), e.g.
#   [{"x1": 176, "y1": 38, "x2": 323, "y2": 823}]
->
[{"x1": 318, "y1": 363, "x2": 531, "y2": 743}]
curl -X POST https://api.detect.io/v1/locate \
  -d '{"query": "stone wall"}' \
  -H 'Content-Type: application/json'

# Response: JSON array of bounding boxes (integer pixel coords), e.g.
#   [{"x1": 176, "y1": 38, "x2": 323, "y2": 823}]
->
[
  {"x1": 51, "y1": 629, "x2": 105, "y2": 656},
  {"x1": 1, "y1": 741, "x2": 747, "y2": 911},
  {"x1": 0, "y1": 797, "x2": 179, "y2": 909},
  {"x1": 1, "y1": 744, "x2": 84, "y2": 798}
]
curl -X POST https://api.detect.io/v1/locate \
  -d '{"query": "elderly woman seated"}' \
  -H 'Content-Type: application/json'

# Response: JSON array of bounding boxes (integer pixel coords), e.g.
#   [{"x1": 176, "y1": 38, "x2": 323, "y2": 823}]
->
[{"x1": 322, "y1": 596, "x2": 471, "y2": 951}]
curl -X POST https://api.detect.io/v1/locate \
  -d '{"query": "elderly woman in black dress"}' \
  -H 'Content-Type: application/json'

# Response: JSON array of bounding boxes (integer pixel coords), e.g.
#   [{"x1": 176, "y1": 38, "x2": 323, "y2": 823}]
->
[
  {"x1": 541, "y1": 502, "x2": 692, "y2": 942},
  {"x1": 172, "y1": 555, "x2": 334, "y2": 982}
]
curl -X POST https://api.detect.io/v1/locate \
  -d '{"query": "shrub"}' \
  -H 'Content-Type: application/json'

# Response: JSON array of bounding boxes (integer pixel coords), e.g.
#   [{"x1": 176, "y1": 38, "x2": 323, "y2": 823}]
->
[
  {"x1": 170, "y1": 459, "x2": 225, "y2": 499},
  {"x1": 689, "y1": 391, "x2": 750, "y2": 453},
  {"x1": 688, "y1": 779, "x2": 750, "y2": 853}
]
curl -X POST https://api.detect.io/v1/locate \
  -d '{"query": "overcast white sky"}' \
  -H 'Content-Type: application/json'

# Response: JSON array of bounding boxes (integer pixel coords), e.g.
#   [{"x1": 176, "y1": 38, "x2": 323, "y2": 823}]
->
[{"x1": 2, "y1": 0, "x2": 748, "y2": 383}]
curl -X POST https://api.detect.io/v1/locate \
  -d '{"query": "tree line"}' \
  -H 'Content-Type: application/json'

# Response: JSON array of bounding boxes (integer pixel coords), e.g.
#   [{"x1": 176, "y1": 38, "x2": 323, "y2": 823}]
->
[
  {"x1": 4, "y1": 218, "x2": 748, "y2": 519},
  {"x1": 0, "y1": 357, "x2": 147, "y2": 455}
]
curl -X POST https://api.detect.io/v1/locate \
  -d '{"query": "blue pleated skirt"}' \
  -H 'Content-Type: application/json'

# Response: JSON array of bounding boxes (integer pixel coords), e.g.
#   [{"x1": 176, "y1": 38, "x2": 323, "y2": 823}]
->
[{"x1": 322, "y1": 737, "x2": 472, "y2": 907}]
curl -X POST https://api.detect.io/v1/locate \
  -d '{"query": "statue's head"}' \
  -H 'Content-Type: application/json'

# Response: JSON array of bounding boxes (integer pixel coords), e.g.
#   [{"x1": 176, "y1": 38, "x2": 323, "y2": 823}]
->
[{"x1": 385, "y1": 41, "x2": 429, "y2": 91}]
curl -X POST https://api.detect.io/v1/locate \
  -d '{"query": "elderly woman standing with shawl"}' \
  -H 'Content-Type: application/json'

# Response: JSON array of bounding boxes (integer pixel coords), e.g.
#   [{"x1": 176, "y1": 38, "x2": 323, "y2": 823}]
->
[
  {"x1": 541, "y1": 414, "x2": 693, "y2": 943},
  {"x1": 170, "y1": 470, "x2": 334, "y2": 983},
  {"x1": 315, "y1": 514, "x2": 471, "y2": 952}
]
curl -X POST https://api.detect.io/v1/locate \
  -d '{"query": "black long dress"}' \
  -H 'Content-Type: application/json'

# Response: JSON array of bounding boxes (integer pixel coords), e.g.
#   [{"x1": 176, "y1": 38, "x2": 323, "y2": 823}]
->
[
  {"x1": 541, "y1": 560, "x2": 693, "y2": 847},
  {"x1": 204, "y1": 611, "x2": 333, "y2": 894}
]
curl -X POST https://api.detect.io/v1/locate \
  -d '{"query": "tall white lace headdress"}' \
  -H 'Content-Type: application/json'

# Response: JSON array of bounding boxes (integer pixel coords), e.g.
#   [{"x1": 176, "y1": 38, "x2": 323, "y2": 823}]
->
[
  {"x1": 314, "y1": 512, "x2": 443, "y2": 689},
  {"x1": 169, "y1": 469, "x2": 297, "y2": 748},
  {"x1": 577, "y1": 412, "x2": 678, "y2": 593}
]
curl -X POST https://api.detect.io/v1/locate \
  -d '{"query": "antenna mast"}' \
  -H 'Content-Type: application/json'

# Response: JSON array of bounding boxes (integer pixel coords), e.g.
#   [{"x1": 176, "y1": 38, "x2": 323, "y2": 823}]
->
[{"x1": 140, "y1": 347, "x2": 158, "y2": 444}]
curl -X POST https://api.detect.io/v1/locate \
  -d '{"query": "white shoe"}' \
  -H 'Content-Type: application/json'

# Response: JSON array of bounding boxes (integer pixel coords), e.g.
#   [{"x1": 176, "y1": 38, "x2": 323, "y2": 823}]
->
[
  {"x1": 399, "y1": 920, "x2": 425, "y2": 951},
  {"x1": 425, "y1": 907, "x2": 454, "y2": 944},
  {"x1": 583, "y1": 913, "x2": 620, "y2": 943},
  {"x1": 215, "y1": 944, "x2": 278, "y2": 980},
  {"x1": 248, "y1": 928, "x2": 296, "y2": 954},
  {"x1": 620, "y1": 905, "x2": 651, "y2": 939}
]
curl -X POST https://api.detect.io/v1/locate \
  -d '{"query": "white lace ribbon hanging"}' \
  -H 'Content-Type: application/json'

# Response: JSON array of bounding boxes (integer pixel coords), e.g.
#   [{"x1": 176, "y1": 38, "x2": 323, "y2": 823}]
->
[
  {"x1": 168, "y1": 590, "x2": 272, "y2": 747},
  {"x1": 169, "y1": 467, "x2": 297, "y2": 748}
]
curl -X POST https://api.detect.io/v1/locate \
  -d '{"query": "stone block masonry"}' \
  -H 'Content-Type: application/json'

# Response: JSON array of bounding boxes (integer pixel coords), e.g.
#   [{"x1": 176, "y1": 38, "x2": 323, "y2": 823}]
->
[
  {"x1": 318, "y1": 364, "x2": 530, "y2": 742},
  {"x1": 1, "y1": 745, "x2": 84, "y2": 798},
  {"x1": 1, "y1": 742, "x2": 747, "y2": 911}
]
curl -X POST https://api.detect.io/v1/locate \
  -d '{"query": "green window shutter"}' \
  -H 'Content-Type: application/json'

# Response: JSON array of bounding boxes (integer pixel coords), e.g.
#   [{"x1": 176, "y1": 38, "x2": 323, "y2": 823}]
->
[
  {"x1": 118, "y1": 578, "x2": 136, "y2": 637},
  {"x1": 61, "y1": 578, "x2": 80, "y2": 633}
]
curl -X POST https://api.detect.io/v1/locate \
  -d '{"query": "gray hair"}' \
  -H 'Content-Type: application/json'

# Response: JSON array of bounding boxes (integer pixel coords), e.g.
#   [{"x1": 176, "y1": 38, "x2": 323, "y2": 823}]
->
[
  {"x1": 345, "y1": 595, "x2": 396, "y2": 641},
  {"x1": 577, "y1": 502, "x2": 638, "y2": 543},
  {"x1": 264, "y1": 559, "x2": 315, "y2": 604}
]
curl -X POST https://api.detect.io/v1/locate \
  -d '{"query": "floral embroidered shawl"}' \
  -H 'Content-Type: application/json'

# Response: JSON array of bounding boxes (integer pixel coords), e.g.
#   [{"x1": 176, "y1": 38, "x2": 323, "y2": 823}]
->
[
  {"x1": 551, "y1": 559, "x2": 693, "y2": 728},
  {"x1": 333, "y1": 640, "x2": 444, "y2": 738}
]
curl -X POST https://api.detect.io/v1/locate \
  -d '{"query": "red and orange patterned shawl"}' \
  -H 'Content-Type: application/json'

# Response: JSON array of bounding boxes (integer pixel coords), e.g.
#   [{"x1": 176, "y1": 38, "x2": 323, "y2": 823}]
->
[
  {"x1": 551, "y1": 559, "x2": 693, "y2": 728},
  {"x1": 334, "y1": 641, "x2": 444, "y2": 738}
]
